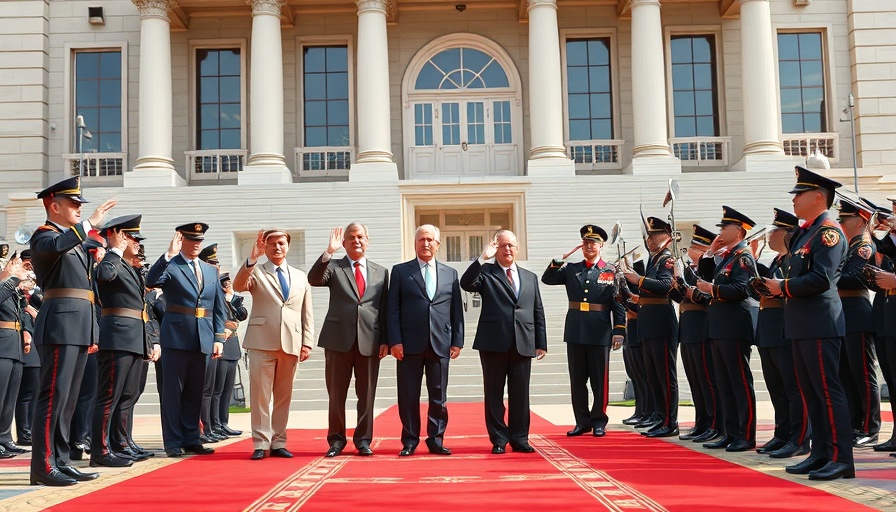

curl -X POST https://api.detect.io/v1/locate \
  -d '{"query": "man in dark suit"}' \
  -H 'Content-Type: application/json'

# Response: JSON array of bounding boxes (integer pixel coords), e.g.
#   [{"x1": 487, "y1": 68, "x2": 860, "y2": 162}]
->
[
  {"x1": 388, "y1": 224, "x2": 464, "y2": 456},
  {"x1": 309, "y1": 223, "x2": 389, "y2": 458},
  {"x1": 464, "y1": 230, "x2": 546, "y2": 453},
  {"x1": 146, "y1": 223, "x2": 226, "y2": 458},
  {"x1": 763, "y1": 166, "x2": 853, "y2": 481},
  {"x1": 542, "y1": 225, "x2": 623, "y2": 439},
  {"x1": 29, "y1": 177, "x2": 115, "y2": 486}
]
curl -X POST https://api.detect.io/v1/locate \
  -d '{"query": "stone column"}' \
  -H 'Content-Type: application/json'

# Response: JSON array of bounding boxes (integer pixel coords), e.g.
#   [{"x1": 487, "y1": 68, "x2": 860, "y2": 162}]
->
[
  {"x1": 736, "y1": 0, "x2": 785, "y2": 169},
  {"x1": 240, "y1": 0, "x2": 291, "y2": 184},
  {"x1": 127, "y1": 0, "x2": 184, "y2": 187},
  {"x1": 350, "y1": 0, "x2": 398, "y2": 181},
  {"x1": 526, "y1": 0, "x2": 574, "y2": 176},
  {"x1": 628, "y1": 0, "x2": 679, "y2": 174}
]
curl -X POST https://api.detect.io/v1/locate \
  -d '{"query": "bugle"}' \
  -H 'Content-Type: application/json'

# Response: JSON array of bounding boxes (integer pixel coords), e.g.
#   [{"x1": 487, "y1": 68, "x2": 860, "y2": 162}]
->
[{"x1": 14, "y1": 224, "x2": 38, "y2": 245}]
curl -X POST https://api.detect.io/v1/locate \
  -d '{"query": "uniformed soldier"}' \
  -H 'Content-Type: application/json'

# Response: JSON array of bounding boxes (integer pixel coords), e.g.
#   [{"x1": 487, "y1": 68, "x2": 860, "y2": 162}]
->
[
  {"x1": 0, "y1": 256, "x2": 34, "y2": 458},
  {"x1": 620, "y1": 260, "x2": 653, "y2": 427},
  {"x1": 29, "y1": 177, "x2": 115, "y2": 486},
  {"x1": 89, "y1": 214, "x2": 149, "y2": 468},
  {"x1": 542, "y1": 225, "x2": 625, "y2": 437},
  {"x1": 213, "y1": 272, "x2": 247, "y2": 437},
  {"x1": 763, "y1": 166, "x2": 853, "y2": 481},
  {"x1": 14, "y1": 251, "x2": 41, "y2": 448},
  {"x1": 197, "y1": 243, "x2": 224, "y2": 444},
  {"x1": 869, "y1": 198, "x2": 896, "y2": 452},
  {"x1": 695, "y1": 206, "x2": 759, "y2": 452},
  {"x1": 754, "y1": 208, "x2": 810, "y2": 459},
  {"x1": 835, "y1": 200, "x2": 881, "y2": 447},
  {"x1": 671, "y1": 224, "x2": 719, "y2": 442},
  {"x1": 623, "y1": 217, "x2": 679, "y2": 437}
]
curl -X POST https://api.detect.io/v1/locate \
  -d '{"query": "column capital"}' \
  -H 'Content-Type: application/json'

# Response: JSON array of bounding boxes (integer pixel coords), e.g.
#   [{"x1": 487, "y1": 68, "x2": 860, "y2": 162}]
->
[
  {"x1": 630, "y1": 0, "x2": 662, "y2": 7},
  {"x1": 738, "y1": 0, "x2": 769, "y2": 4},
  {"x1": 247, "y1": 0, "x2": 285, "y2": 16},
  {"x1": 527, "y1": 0, "x2": 557, "y2": 11},
  {"x1": 356, "y1": 0, "x2": 391, "y2": 16},
  {"x1": 132, "y1": 0, "x2": 177, "y2": 21}
]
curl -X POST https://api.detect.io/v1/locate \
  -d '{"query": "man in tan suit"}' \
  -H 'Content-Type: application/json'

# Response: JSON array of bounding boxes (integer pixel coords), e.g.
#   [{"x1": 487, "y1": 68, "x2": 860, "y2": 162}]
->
[{"x1": 233, "y1": 229, "x2": 314, "y2": 460}]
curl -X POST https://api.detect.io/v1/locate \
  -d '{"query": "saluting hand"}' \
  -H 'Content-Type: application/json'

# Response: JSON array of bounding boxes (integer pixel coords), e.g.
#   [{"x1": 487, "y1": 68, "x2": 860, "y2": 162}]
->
[
  {"x1": 0, "y1": 256, "x2": 27, "y2": 282},
  {"x1": 562, "y1": 243, "x2": 583, "y2": 260},
  {"x1": 481, "y1": 239, "x2": 498, "y2": 260},
  {"x1": 709, "y1": 235, "x2": 725, "y2": 255},
  {"x1": 88, "y1": 198, "x2": 117, "y2": 227},
  {"x1": 166, "y1": 232, "x2": 182, "y2": 260},
  {"x1": 326, "y1": 227, "x2": 343, "y2": 255},
  {"x1": 248, "y1": 229, "x2": 265, "y2": 265}
]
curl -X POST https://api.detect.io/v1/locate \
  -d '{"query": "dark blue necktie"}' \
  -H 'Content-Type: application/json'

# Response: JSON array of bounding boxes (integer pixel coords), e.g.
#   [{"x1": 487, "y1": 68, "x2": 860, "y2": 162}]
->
[{"x1": 276, "y1": 267, "x2": 289, "y2": 300}]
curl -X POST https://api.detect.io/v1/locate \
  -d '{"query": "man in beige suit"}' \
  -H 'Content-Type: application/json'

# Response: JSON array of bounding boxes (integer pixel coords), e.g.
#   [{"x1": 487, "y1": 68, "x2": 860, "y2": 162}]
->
[{"x1": 233, "y1": 229, "x2": 314, "y2": 460}]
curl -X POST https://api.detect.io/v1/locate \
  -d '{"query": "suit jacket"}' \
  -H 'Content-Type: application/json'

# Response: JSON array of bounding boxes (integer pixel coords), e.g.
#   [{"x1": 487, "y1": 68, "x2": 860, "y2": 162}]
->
[
  {"x1": 308, "y1": 254, "x2": 389, "y2": 357},
  {"x1": 95, "y1": 251, "x2": 147, "y2": 356},
  {"x1": 387, "y1": 259, "x2": 463, "y2": 357},
  {"x1": 706, "y1": 241, "x2": 758, "y2": 341},
  {"x1": 30, "y1": 221, "x2": 98, "y2": 347},
  {"x1": 233, "y1": 260, "x2": 314, "y2": 356},
  {"x1": 146, "y1": 253, "x2": 226, "y2": 354},
  {"x1": 782, "y1": 212, "x2": 847, "y2": 339},
  {"x1": 461, "y1": 260, "x2": 546, "y2": 356},
  {"x1": 541, "y1": 258, "x2": 625, "y2": 346}
]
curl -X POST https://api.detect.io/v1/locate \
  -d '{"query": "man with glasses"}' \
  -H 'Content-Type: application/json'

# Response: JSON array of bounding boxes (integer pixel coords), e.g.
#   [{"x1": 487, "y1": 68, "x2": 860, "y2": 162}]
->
[{"x1": 543, "y1": 225, "x2": 625, "y2": 438}]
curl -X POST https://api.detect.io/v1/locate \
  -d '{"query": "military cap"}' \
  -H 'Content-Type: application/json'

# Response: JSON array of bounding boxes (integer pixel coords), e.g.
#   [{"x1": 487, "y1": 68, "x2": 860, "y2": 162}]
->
[
  {"x1": 198, "y1": 243, "x2": 219, "y2": 264},
  {"x1": 772, "y1": 208, "x2": 799, "y2": 230},
  {"x1": 837, "y1": 200, "x2": 872, "y2": 222},
  {"x1": 102, "y1": 214, "x2": 145, "y2": 241},
  {"x1": 20, "y1": 249, "x2": 31, "y2": 260},
  {"x1": 646, "y1": 216, "x2": 672, "y2": 233},
  {"x1": 219, "y1": 272, "x2": 231, "y2": 283},
  {"x1": 580, "y1": 224, "x2": 607, "y2": 243},
  {"x1": 789, "y1": 165, "x2": 842, "y2": 195},
  {"x1": 176, "y1": 222, "x2": 209, "y2": 242},
  {"x1": 691, "y1": 224, "x2": 715, "y2": 247},
  {"x1": 37, "y1": 176, "x2": 88, "y2": 203},
  {"x1": 716, "y1": 205, "x2": 756, "y2": 230}
]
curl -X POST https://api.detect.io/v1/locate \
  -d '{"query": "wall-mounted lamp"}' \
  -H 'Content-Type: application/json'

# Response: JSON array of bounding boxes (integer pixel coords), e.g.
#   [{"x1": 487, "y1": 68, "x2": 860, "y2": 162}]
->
[
  {"x1": 88, "y1": 6, "x2": 105, "y2": 25},
  {"x1": 455, "y1": 4, "x2": 466, "y2": 12}
]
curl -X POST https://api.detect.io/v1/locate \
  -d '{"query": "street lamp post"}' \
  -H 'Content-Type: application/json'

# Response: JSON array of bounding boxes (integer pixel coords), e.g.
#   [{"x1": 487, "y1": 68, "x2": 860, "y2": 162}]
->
[
  {"x1": 76, "y1": 114, "x2": 93, "y2": 177},
  {"x1": 840, "y1": 93, "x2": 859, "y2": 193}
]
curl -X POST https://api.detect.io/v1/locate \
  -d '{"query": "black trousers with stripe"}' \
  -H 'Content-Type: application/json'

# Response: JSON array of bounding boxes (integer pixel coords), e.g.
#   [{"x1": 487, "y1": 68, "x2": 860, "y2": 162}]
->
[
  {"x1": 91, "y1": 350, "x2": 141, "y2": 456},
  {"x1": 711, "y1": 339, "x2": 756, "y2": 443},
  {"x1": 623, "y1": 344, "x2": 651, "y2": 418},
  {"x1": 566, "y1": 343, "x2": 610, "y2": 430},
  {"x1": 681, "y1": 342, "x2": 717, "y2": 433},
  {"x1": 840, "y1": 331, "x2": 880, "y2": 436},
  {"x1": 642, "y1": 337, "x2": 678, "y2": 427},
  {"x1": 760, "y1": 345, "x2": 809, "y2": 445},
  {"x1": 875, "y1": 336, "x2": 896, "y2": 442}
]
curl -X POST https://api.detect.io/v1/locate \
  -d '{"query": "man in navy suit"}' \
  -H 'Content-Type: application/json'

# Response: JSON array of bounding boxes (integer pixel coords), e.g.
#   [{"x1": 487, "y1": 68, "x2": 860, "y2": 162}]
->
[
  {"x1": 146, "y1": 223, "x2": 226, "y2": 458},
  {"x1": 388, "y1": 224, "x2": 464, "y2": 456},
  {"x1": 462, "y1": 230, "x2": 546, "y2": 454}
]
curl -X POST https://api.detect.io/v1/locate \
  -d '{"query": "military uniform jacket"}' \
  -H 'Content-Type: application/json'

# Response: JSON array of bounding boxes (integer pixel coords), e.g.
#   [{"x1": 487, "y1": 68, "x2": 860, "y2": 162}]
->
[
  {"x1": 836, "y1": 234, "x2": 875, "y2": 334},
  {"x1": 782, "y1": 212, "x2": 847, "y2": 339},
  {"x1": 706, "y1": 241, "x2": 758, "y2": 341},
  {"x1": 0, "y1": 290, "x2": 33, "y2": 362},
  {"x1": 30, "y1": 221, "x2": 98, "y2": 347},
  {"x1": 756, "y1": 254, "x2": 788, "y2": 348},
  {"x1": 877, "y1": 249, "x2": 896, "y2": 337},
  {"x1": 634, "y1": 248, "x2": 677, "y2": 341},
  {"x1": 670, "y1": 265, "x2": 710, "y2": 345},
  {"x1": 144, "y1": 289, "x2": 163, "y2": 346},
  {"x1": 96, "y1": 251, "x2": 148, "y2": 356},
  {"x1": 222, "y1": 293, "x2": 248, "y2": 361},
  {"x1": 541, "y1": 259, "x2": 625, "y2": 346}
]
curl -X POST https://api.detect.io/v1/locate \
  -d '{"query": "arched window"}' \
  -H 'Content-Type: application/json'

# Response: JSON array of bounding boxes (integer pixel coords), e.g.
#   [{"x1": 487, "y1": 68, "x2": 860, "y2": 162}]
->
[{"x1": 415, "y1": 48, "x2": 510, "y2": 90}]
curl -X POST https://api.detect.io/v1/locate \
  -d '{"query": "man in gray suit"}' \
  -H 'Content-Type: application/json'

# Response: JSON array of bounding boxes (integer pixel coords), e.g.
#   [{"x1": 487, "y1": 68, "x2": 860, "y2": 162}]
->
[
  {"x1": 388, "y1": 224, "x2": 464, "y2": 456},
  {"x1": 309, "y1": 223, "x2": 389, "y2": 458},
  {"x1": 461, "y1": 230, "x2": 546, "y2": 454}
]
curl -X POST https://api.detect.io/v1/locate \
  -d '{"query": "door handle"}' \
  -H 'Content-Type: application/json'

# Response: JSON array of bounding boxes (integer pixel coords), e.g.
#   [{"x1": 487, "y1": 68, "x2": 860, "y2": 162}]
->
[{"x1": 461, "y1": 142, "x2": 468, "y2": 151}]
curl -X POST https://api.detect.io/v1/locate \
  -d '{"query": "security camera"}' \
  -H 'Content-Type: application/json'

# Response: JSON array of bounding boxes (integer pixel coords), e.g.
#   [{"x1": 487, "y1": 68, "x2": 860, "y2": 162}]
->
[{"x1": 456, "y1": 4, "x2": 466, "y2": 12}]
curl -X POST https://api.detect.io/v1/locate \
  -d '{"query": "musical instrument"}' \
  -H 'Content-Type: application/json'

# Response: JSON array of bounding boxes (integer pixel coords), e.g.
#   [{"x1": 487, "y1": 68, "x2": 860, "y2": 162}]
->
[
  {"x1": 14, "y1": 224, "x2": 37, "y2": 245},
  {"x1": 663, "y1": 179, "x2": 686, "y2": 276}
]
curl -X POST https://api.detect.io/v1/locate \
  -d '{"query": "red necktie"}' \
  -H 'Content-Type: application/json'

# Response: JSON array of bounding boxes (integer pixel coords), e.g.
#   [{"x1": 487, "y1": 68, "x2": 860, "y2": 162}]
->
[
  {"x1": 354, "y1": 261, "x2": 366, "y2": 298},
  {"x1": 506, "y1": 267, "x2": 514, "y2": 286}
]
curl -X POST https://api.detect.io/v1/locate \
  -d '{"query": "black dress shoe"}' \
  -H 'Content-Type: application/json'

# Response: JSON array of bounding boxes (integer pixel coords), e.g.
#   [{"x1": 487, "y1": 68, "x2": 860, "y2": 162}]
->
[
  {"x1": 426, "y1": 444, "x2": 452, "y2": 455},
  {"x1": 622, "y1": 415, "x2": 643, "y2": 426},
  {"x1": 199, "y1": 434, "x2": 218, "y2": 444},
  {"x1": 703, "y1": 436, "x2": 731, "y2": 449},
  {"x1": 70, "y1": 448, "x2": 83, "y2": 460},
  {"x1": 90, "y1": 453, "x2": 133, "y2": 468},
  {"x1": 58, "y1": 465, "x2": 100, "y2": 481},
  {"x1": 356, "y1": 444, "x2": 373, "y2": 456},
  {"x1": 692, "y1": 429, "x2": 719, "y2": 443},
  {"x1": 250, "y1": 449, "x2": 266, "y2": 460},
  {"x1": 567, "y1": 425, "x2": 592, "y2": 436},
  {"x1": 120, "y1": 447, "x2": 151, "y2": 462},
  {"x1": 768, "y1": 442, "x2": 810, "y2": 459},
  {"x1": 641, "y1": 422, "x2": 666, "y2": 436},
  {"x1": 679, "y1": 429, "x2": 703, "y2": 441},
  {"x1": 0, "y1": 447, "x2": 14, "y2": 459},
  {"x1": 511, "y1": 443, "x2": 536, "y2": 453},
  {"x1": 112, "y1": 450, "x2": 137, "y2": 461},
  {"x1": 222, "y1": 426, "x2": 242, "y2": 436},
  {"x1": 165, "y1": 448, "x2": 185, "y2": 458},
  {"x1": 756, "y1": 437, "x2": 787, "y2": 454},
  {"x1": 725, "y1": 439, "x2": 756, "y2": 452},
  {"x1": 855, "y1": 433, "x2": 878, "y2": 447},
  {"x1": 31, "y1": 469, "x2": 78, "y2": 486},
  {"x1": 873, "y1": 438, "x2": 896, "y2": 451},
  {"x1": 785, "y1": 456, "x2": 828, "y2": 475},
  {"x1": 326, "y1": 443, "x2": 345, "y2": 458},
  {"x1": 399, "y1": 445, "x2": 416, "y2": 457},
  {"x1": 646, "y1": 426, "x2": 679, "y2": 438},
  {"x1": 808, "y1": 461, "x2": 855, "y2": 480},
  {"x1": 491, "y1": 445, "x2": 506, "y2": 454},
  {"x1": 635, "y1": 414, "x2": 662, "y2": 429},
  {"x1": 1, "y1": 442, "x2": 25, "y2": 454},
  {"x1": 593, "y1": 427, "x2": 606, "y2": 437},
  {"x1": 184, "y1": 444, "x2": 215, "y2": 455},
  {"x1": 17, "y1": 435, "x2": 32, "y2": 446},
  {"x1": 211, "y1": 430, "x2": 229, "y2": 440},
  {"x1": 271, "y1": 448, "x2": 293, "y2": 458}
]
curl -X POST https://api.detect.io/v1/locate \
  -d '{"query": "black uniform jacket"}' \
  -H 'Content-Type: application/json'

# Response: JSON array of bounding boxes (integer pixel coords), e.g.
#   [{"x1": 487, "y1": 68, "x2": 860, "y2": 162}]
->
[
  {"x1": 541, "y1": 258, "x2": 625, "y2": 346},
  {"x1": 0, "y1": 290, "x2": 33, "y2": 362},
  {"x1": 96, "y1": 251, "x2": 147, "y2": 356},
  {"x1": 634, "y1": 248, "x2": 677, "y2": 341},
  {"x1": 782, "y1": 212, "x2": 847, "y2": 339},
  {"x1": 222, "y1": 293, "x2": 248, "y2": 361},
  {"x1": 706, "y1": 241, "x2": 758, "y2": 341},
  {"x1": 670, "y1": 264, "x2": 710, "y2": 345},
  {"x1": 756, "y1": 254, "x2": 788, "y2": 348},
  {"x1": 836, "y1": 233, "x2": 875, "y2": 334}
]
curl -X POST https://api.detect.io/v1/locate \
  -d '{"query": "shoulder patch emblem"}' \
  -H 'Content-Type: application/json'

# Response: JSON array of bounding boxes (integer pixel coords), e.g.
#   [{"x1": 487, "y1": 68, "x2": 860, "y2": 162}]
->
[
  {"x1": 857, "y1": 245, "x2": 872, "y2": 260},
  {"x1": 821, "y1": 229, "x2": 840, "y2": 247}
]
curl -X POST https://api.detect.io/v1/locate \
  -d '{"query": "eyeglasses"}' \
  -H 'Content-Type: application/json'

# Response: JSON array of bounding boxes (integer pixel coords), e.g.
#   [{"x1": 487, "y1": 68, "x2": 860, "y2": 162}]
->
[{"x1": 497, "y1": 243, "x2": 517, "y2": 250}]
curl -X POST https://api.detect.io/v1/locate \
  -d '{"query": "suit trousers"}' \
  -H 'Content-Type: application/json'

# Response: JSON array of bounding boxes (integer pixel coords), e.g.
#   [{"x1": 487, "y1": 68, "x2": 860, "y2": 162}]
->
[
  {"x1": 325, "y1": 343, "x2": 381, "y2": 448},
  {"x1": 110, "y1": 353, "x2": 143, "y2": 449},
  {"x1": 70, "y1": 352, "x2": 97, "y2": 445},
  {"x1": 793, "y1": 337, "x2": 854, "y2": 464},
  {"x1": 711, "y1": 339, "x2": 756, "y2": 443},
  {"x1": 875, "y1": 336, "x2": 896, "y2": 442},
  {"x1": 642, "y1": 337, "x2": 679, "y2": 427},
  {"x1": 212, "y1": 359, "x2": 238, "y2": 430},
  {"x1": 840, "y1": 332, "x2": 880, "y2": 436},
  {"x1": 200, "y1": 356, "x2": 218, "y2": 434},
  {"x1": 480, "y1": 347, "x2": 532, "y2": 447},
  {"x1": 119, "y1": 361, "x2": 151, "y2": 446},
  {"x1": 626, "y1": 345, "x2": 653, "y2": 418},
  {"x1": 91, "y1": 350, "x2": 141, "y2": 456},
  {"x1": 31, "y1": 344, "x2": 87, "y2": 475},
  {"x1": 15, "y1": 366, "x2": 39, "y2": 440},
  {"x1": 248, "y1": 348, "x2": 298, "y2": 450},
  {"x1": 0, "y1": 358, "x2": 23, "y2": 444},
  {"x1": 759, "y1": 345, "x2": 809, "y2": 445},
  {"x1": 397, "y1": 345, "x2": 449, "y2": 447},
  {"x1": 681, "y1": 342, "x2": 717, "y2": 433},
  {"x1": 566, "y1": 343, "x2": 609, "y2": 430},
  {"x1": 159, "y1": 348, "x2": 206, "y2": 450}
]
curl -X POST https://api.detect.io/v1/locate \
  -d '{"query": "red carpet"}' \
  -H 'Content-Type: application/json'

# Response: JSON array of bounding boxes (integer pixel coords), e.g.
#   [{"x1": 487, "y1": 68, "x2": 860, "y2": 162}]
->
[{"x1": 52, "y1": 403, "x2": 874, "y2": 512}]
